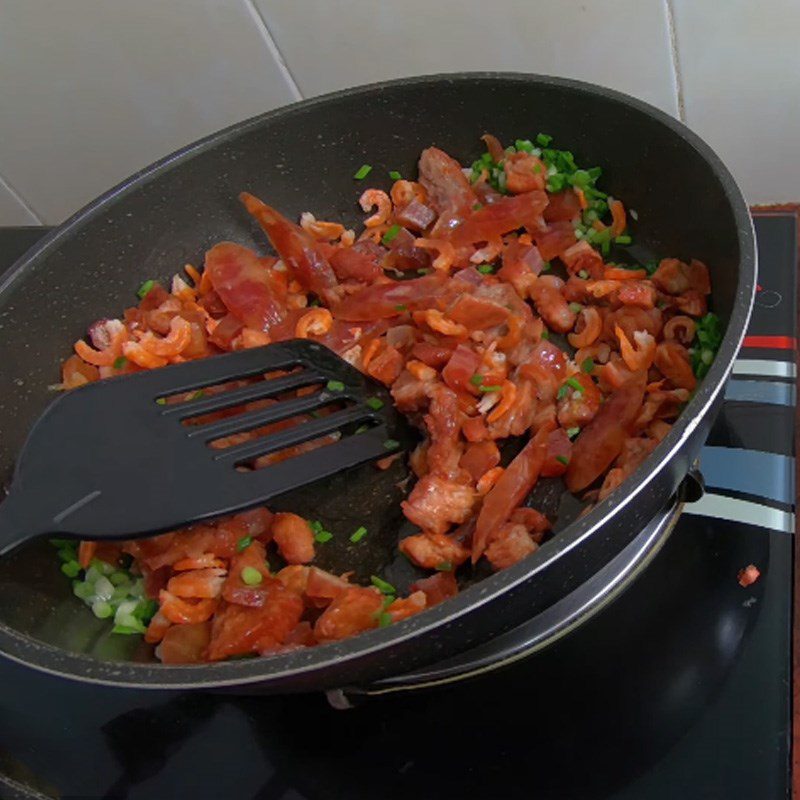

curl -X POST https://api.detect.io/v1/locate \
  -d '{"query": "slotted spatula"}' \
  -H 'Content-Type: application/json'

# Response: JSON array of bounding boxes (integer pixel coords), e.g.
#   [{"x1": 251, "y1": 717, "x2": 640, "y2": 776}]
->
[{"x1": 0, "y1": 340, "x2": 409, "y2": 556}]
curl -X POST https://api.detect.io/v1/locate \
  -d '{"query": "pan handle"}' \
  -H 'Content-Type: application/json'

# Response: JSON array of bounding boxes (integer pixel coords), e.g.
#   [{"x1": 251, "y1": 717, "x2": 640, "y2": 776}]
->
[{"x1": 677, "y1": 467, "x2": 705, "y2": 504}]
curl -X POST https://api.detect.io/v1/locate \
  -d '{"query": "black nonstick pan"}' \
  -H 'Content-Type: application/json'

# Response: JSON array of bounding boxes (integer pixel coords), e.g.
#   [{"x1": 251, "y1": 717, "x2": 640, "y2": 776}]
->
[{"x1": 0, "y1": 73, "x2": 755, "y2": 691}]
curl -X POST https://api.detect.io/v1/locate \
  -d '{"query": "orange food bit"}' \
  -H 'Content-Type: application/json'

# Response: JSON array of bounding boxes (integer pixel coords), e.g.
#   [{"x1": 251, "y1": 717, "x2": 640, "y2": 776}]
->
[
  {"x1": 416, "y1": 308, "x2": 467, "y2": 337},
  {"x1": 737, "y1": 564, "x2": 760, "y2": 587},
  {"x1": 476, "y1": 466, "x2": 504, "y2": 495},
  {"x1": 414, "y1": 238, "x2": 456, "y2": 272},
  {"x1": 300, "y1": 212, "x2": 346, "y2": 241},
  {"x1": 78, "y1": 541, "x2": 97, "y2": 569},
  {"x1": 184, "y1": 263, "x2": 202, "y2": 286},
  {"x1": 390, "y1": 179, "x2": 427, "y2": 207},
  {"x1": 295, "y1": 307, "x2": 334, "y2": 338},
  {"x1": 359, "y1": 189, "x2": 392, "y2": 228},
  {"x1": 487, "y1": 380, "x2": 517, "y2": 423},
  {"x1": 360, "y1": 338, "x2": 382, "y2": 369},
  {"x1": 406, "y1": 359, "x2": 437, "y2": 382},
  {"x1": 615, "y1": 324, "x2": 656, "y2": 372},
  {"x1": 139, "y1": 317, "x2": 193, "y2": 357},
  {"x1": 609, "y1": 198, "x2": 627, "y2": 237},
  {"x1": 158, "y1": 591, "x2": 217, "y2": 625},
  {"x1": 122, "y1": 341, "x2": 168, "y2": 369},
  {"x1": 240, "y1": 328, "x2": 271, "y2": 348}
]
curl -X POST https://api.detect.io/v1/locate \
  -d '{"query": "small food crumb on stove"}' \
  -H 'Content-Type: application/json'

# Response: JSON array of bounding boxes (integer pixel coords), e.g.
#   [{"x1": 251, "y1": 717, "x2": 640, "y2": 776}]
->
[{"x1": 737, "y1": 564, "x2": 760, "y2": 587}]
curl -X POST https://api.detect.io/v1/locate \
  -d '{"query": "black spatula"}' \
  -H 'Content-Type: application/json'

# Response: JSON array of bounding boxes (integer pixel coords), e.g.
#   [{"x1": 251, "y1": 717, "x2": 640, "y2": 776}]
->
[{"x1": 0, "y1": 340, "x2": 409, "y2": 556}]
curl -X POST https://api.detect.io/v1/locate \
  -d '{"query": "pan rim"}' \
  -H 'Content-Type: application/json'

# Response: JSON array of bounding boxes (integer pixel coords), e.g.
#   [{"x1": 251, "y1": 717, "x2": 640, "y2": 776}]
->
[{"x1": 0, "y1": 71, "x2": 756, "y2": 688}]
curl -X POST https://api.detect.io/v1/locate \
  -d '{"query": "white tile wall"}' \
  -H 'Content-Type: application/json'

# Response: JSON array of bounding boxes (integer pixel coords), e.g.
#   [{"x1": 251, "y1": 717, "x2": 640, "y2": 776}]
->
[
  {"x1": 0, "y1": 0, "x2": 796, "y2": 224},
  {"x1": 0, "y1": 175, "x2": 41, "y2": 226},
  {"x1": 255, "y1": 0, "x2": 680, "y2": 116},
  {"x1": 0, "y1": 0, "x2": 298, "y2": 223},
  {"x1": 671, "y1": 0, "x2": 800, "y2": 204}
]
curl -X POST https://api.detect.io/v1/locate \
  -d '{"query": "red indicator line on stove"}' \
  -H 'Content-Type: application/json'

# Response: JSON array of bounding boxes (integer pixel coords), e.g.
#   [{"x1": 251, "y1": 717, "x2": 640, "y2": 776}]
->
[{"x1": 742, "y1": 335, "x2": 796, "y2": 350}]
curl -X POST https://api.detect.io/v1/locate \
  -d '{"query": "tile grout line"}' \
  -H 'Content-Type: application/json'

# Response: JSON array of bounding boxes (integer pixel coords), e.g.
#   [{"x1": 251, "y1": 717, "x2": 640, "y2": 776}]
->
[
  {"x1": 0, "y1": 171, "x2": 44, "y2": 225},
  {"x1": 243, "y1": 0, "x2": 304, "y2": 102},
  {"x1": 664, "y1": 0, "x2": 686, "y2": 121}
]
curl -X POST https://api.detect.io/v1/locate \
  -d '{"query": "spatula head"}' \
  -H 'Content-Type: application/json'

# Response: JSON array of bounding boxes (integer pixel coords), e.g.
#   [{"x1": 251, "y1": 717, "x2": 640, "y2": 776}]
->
[{"x1": 5, "y1": 340, "x2": 409, "y2": 542}]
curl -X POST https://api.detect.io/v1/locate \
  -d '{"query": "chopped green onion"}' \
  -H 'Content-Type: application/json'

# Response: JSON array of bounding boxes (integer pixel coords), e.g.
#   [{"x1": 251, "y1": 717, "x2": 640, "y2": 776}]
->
[
  {"x1": 61, "y1": 561, "x2": 81, "y2": 578},
  {"x1": 355, "y1": 424, "x2": 370, "y2": 434},
  {"x1": 155, "y1": 397, "x2": 166, "y2": 405},
  {"x1": 536, "y1": 133, "x2": 553, "y2": 147},
  {"x1": 241, "y1": 566, "x2": 263, "y2": 586},
  {"x1": 109, "y1": 571, "x2": 130, "y2": 587},
  {"x1": 326, "y1": 379, "x2": 345, "y2": 392},
  {"x1": 389, "y1": 170, "x2": 402, "y2": 181},
  {"x1": 137, "y1": 279, "x2": 155, "y2": 299},
  {"x1": 353, "y1": 164, "x2": 372, "y2": 180},
  {"x1": 541, "y1": 261, "x2": 552, "y2": 272},
  {"x1": 546, "y1": 173, "x2": 567, "y2": 193},
  {"x1": 478, "y1": 384, "x2": 503, "y2": 393},
  {"x1": 383, "y1": 439, "x2": 400, "y2": 450},
  {"x1": 236, "y1": 536, "x2": 253, "y2": 553},
  {"x1": 515, "y1": 139, "x2": 534, "y2": 152},
  {"x1": 417, "y1": 268, "x2": 430, "y2": 275},
  {"x1": 541, "y1": 330, "x2": 550, "y2": 340},
  {"x1": 113, "y1": 356, "x2": 127, "y2": 370},
  {"x1": 112, "y1": 624, "x2": 145, "y2": 635},
  {"x1": 350, "y1": 526, "x2": 368, "y2": 543},
  {"x1": 382, "y1": 224, "x2": 402, "y2": 245},
  {"x1": 378, "y1": 611, "x2": 393, "y2": 628},
  {"x1": 187, "y1": 390, "x2": 205, "y2": 401},
  {"x1": 92, "y1": 600, "x2": 113, "y2": 619},
  {"x1": 477, "y1": 264, "x2": 494, "y2": 274},
  {"x1": 57, "y1": 546, "x2": 77, "y2": 563},
  {"x1": 615, "y1": 235, "x2": 632, "y2": 245},
  {"x1": 472, "y1": 202, "x2": 483, "y2": 211},
  {"x1": 557, "y1": 384, "x2": 569, "y2": 400},
  {"x1": 73, "y1": 581, "x2": 95, "y2": 601},
  {"x1": 309, "y1": 520, "x2": 324, "y2": 533},
  {"x1": 581, "y1": 357, "x2": 595, "y2": 374},
  {"x1": 50, "y1": 538, "x2": 74, "y2": 548},
  {"x1": 370, "y1": 575, "x2": 396, "y2": 595},
  {"x1": 308, "y1": 296, "x2": 321, "y2": 307},
  {"x1": 394, "y1": 303, "x2": 408, "y2": 311},
  {"x1": 566, "y1": 376, "x2": 584, "y2": 392},
  {"x1": 314, "y1": 530, "x2": 333, "y2": 543},
  {"x1": 568, "y1": 302, "x2": 582, "y2": 314},
  {"x1": 94, "y1": 576, "x2": 114, "y2": 601},
  {"x1": 578, "y1": 269, "x2": 589, "y2": 280},
  {"x1": 366, "y1": 396, "x2": 384, "y2": 410},
  {"x1": 555, "y1": 455, "x2": 570, "y2": 466},
  {"x1": 691, "y1": 313, "x2": 722, "y2": 379},
  {"x1": 470, "y1": 373, "x2": 484, "y2": 386},
  {"x1": 566, "y1": 427, "x2": 580, "y2": 439},
  {"x1": 436, "y1": 561, "x2": 453, "y2": 572}
]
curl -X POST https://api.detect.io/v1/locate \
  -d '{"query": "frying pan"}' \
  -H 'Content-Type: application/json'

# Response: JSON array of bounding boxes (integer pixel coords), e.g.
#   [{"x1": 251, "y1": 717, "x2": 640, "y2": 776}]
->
[{"x1": 0, "y1": 73, "x2": 755, "y2": 691}]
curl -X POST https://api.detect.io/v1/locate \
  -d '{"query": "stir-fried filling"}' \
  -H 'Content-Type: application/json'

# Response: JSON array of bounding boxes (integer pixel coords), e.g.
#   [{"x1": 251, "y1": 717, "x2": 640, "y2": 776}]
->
[{"x1": 56, "y1": 133, "x2": 719, "y2": 663}]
